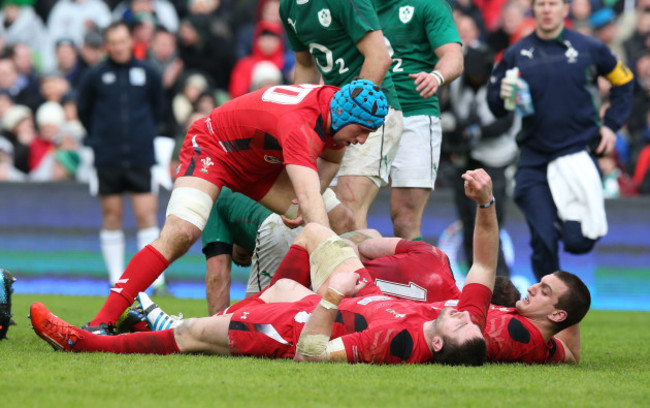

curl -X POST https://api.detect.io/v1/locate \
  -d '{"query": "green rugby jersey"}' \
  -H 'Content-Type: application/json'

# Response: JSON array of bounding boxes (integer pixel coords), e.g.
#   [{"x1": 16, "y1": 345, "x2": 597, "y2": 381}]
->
[
  {"x1": 201, "y1": 187, "x2": 272, "y2": 254},
  {"x1": 375, "y1": 0, "x2": 460, "y2": 117},
  {"x1": 280, "y1": 0, "x2": 400, "y2": 109}
]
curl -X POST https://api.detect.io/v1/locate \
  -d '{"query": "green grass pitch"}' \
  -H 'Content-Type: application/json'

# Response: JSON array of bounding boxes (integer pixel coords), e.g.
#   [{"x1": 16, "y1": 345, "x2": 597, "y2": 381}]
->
[{"x1": 3, "y1": 294, "x2": 649, "y2": 408}]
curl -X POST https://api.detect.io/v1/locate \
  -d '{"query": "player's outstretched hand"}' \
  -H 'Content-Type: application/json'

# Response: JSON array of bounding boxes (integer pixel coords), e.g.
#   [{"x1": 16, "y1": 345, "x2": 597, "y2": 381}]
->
[
  {"x1": 462, "y1": 168, "x2": 493, "y2": 206},
  {"x1": 328, "y1": 271, "x2": 366, "y2": 298}
]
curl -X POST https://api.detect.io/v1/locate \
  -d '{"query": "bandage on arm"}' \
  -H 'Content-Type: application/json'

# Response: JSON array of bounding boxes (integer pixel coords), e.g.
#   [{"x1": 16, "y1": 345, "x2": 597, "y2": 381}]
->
[{"x1": 295, "y1": 288, "x2": 346, "y2": 362}]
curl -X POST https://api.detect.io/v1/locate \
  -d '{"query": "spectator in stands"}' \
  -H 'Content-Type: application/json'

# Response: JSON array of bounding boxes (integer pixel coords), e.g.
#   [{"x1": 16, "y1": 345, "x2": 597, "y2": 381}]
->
[
  {"x1": 0, "y1": 57, "x2": 39, "y2": 110},
  {"x1": 79, "y1": 30, "x2": 105, "y2": 70},
  {"x1": 627, "y1": 51, "x2": 650, "y2": 175},
  {"x1": 0, "y1": 0, "x2": 54, "y2": 72},
  {"x1": 46, "y1": 0, "x2": 111, "y2": 49},
  {"x1": 633, "y1": 143, "x2": 650, "y2": 194},
  {"x1": 229, "y1": 20, "x2": 284, "y2": 99},
  {"x1": 452, "y1": 0, "x2": 487, "y2": 40},
  {"x1": 172, "y1": 72, "x2": 209, "y2": 128},
  {"x1": 5, "y1": 43, "x2": 41, "y2": 105},
  {"x1": 38, "y1": 71, "x2": 71, "y2": 104},
  {"x1": 569, "y1": 0, "x2": 592, "y2": 25},
  {"x1": 29, "y1": 100, "x2": 64, "y2": 172},
  {"x1": 479, "y1": 0, "x2": 511, "y2": 33},
  {"x1": 455, "y1": 12, "x2": 484, "y2": 50},
  {"x1": 147, "y1": 26, "x2": 183, "y2": 140},
  {"x1": 623, "y1": 7, "x2": 650, "y2": 67},
  {"x1": 0, "y1": 90, "x2": 14, "y2": 124},
  {"x1": 54, "y1": 39, "x2": 84, "y2": 89},
  {"x1": 77, "y1": 21, "x2": 168, "y2": 293},
  {"x1": 234, "y1": 0, "x2": 282, "y2": 59},
  {"x1": 443, "y1": 44, "x2": 518, "y2": 277},
  {"x1": 112, "y1": 0, "x2": 179, "y2": 33},
  {"x1": 147, "y1": 26, "x2": 184, "y2": 91},
  {"x1": 590, "y1": 7, "x2": 626, "y2": 61},
  {"x1": 193, "y1": 90, "x2": 217, "y2": 117},
  {"x1": 487, "y1": 0, "x2": 529, "y2": 59},
  {"x1": 130, "y1": 12, "x2": 157, "y2": 60},
  {"x1": 249, "y1": 60, "x2": 282, "y2": 92},
  {"x1": 29, "y1": 101, "x2": 84, "y2": 182},
  {"x1": 0, "y1": 103, "x2": 33, "y2": 173},
  {"x1": 0, "y1": 133, "x2": 26, "y2": 181},
  {"x1": 177, "y1": 11, "x2": 235, "y2": 90}
]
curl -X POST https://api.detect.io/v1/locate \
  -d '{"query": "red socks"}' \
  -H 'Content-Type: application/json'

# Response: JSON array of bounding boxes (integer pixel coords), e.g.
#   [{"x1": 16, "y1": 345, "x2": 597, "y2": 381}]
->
[
  {"x1": 268, "y1": 244, "x2": 311, "y2": 288},
  {"x1": 75, "y1": 329, "x2": 180, "y2": 354},
  {"x1": 90, "y1": 245, "x2": 169, "y2": 326}
]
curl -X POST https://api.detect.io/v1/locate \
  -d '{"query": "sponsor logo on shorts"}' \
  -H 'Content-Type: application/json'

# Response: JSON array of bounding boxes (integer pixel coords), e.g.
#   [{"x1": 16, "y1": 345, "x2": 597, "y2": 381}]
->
[
  {"x1": 200, "y1": 157, "x2": 214, "y2": 173},
  {"x1": 264, "y1": 155, "x2": 281, "y2": 164}
]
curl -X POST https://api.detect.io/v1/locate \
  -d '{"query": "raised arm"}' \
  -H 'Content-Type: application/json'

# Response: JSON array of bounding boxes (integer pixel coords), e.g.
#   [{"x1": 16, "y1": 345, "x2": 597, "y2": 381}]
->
[{"x1": 461, "y1": 169, "x2": 498, "y2": 292}]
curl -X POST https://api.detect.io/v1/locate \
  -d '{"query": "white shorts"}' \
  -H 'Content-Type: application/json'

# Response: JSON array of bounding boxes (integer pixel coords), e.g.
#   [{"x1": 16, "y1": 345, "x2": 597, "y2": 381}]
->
[
  {"x1": 333, "y1": 107, "x2": 403, "y2": 187},
  {"x1": 246, "y1": 213, "x2": 302, "y2": 296},
  {"x1": 390, "y1": 114, "x2": 442, "y2": 189}
]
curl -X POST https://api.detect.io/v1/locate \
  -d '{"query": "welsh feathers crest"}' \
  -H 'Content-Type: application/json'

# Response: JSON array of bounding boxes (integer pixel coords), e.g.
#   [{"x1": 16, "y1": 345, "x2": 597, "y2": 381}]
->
[
  {"x1": 399, "y1": 6, "x2": 414, "y2": 24},
  {"x1": 318, "y1": 9, "x2": 331, "y2": 27}
]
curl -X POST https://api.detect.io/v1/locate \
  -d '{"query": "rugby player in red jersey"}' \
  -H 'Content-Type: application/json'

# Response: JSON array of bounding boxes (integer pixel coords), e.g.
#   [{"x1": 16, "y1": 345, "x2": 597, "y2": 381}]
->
[{"x1": 80, "y1": 79, "x2": 389, "y2": 335}]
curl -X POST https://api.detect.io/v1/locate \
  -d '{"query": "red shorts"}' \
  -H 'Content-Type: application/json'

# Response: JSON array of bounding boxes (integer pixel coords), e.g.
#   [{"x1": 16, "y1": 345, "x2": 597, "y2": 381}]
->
[
  {"x1": 176, "y1": 120, "x2": 282, "y2": 201},
  {"x1": 228, "y1": 294, "x2": 321, "y2": 358}
]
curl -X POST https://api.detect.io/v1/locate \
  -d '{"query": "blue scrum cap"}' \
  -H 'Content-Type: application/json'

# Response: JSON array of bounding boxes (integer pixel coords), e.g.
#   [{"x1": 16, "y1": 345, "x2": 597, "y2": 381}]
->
[{"x1": 330, "y1": 79, "x2": 388, "y2": 132}]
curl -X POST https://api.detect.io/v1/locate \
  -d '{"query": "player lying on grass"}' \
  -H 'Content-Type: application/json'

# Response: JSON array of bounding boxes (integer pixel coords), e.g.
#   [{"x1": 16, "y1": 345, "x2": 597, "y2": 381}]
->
[
  {"x1": 255, "y1": 220, "x2": 588, "y2": 364},
  {"x1": 30, "y1": 169, "x2": 497, "y2": 365},
  {"x1": 125, "y1": 166, "x2": 586, "y2": 364}
]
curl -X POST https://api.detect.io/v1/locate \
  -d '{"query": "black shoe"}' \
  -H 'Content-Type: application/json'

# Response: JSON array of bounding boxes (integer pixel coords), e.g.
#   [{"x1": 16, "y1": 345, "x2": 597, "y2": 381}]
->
[{"x1": 80, "y1": 322, "x2": 116, "y2": 336}]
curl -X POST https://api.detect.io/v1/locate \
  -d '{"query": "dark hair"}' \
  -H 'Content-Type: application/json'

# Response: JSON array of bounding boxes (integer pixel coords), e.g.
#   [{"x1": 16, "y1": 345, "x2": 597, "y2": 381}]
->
[
  {"x1": 491, "y1": 276, "x2": 521, "y2": 308},
  {"x1": 435, "y1": 335, "x2": 486, "y2": 366},
  {"x1": 552, "y1": 270, "x2": 591, "y2": 331},
  {"x1": 103, "y1": 20, "x2": 132, "y2": 40}
]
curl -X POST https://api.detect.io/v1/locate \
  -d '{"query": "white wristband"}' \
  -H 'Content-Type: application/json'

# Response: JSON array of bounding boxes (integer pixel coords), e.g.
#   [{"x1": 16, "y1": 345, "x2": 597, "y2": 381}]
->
[{"x1": 432, "y1": 70, "x2": 445, "y2": 86}]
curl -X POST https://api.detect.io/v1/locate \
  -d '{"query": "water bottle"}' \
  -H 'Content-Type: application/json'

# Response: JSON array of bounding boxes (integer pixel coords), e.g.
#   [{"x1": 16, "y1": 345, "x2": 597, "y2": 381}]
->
[
  {"x1": 503, "y1": 67, "x2": 519, "y2": 111},
  {"x1": 515, "y1": 78, "x2": 535, "y2": 117}
]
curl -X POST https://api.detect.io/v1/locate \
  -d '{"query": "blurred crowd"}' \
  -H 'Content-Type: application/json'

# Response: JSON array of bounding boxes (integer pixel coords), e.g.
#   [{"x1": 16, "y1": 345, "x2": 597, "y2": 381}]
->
[{"x1": 0, "y1": 0, "x2": 649, "y2": 197}]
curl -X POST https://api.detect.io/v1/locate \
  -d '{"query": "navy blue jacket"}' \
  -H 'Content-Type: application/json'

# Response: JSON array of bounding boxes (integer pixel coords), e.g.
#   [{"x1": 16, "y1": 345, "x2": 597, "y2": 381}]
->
[
  {"x1": 78, "y1": 57, "x2": 164, "y2": 168},
  {"x1": 487, "y1": 29, "x2": 634, "y2": 167}
]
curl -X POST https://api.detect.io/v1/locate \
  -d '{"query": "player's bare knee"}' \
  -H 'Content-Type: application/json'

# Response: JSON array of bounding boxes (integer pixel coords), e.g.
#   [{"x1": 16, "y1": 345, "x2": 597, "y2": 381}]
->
[
  {"x1": 159, "y1": 219, "x2": 200, "y2": 254},
  {"x1": 329, "y1": 205, "x2": 356, "y2": 234},
  {"x1": 262, "y1": 278, "x2": 303, "y2": 302},
  {"x1": 173, "y1": 318, "x2": 196, "y2": 351}
]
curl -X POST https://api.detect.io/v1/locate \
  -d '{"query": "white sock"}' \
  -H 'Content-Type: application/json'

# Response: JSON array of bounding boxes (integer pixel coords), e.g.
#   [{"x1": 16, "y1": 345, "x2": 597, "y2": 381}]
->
[
  {"x1": 138, "y1": 226, "x2": 165, "y2": 287},
  {"x1": 100, "y1": 229, "x2": 125, "y2": 285}
]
